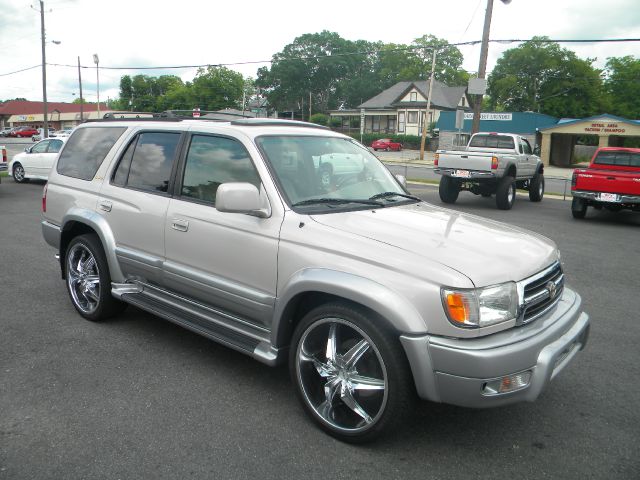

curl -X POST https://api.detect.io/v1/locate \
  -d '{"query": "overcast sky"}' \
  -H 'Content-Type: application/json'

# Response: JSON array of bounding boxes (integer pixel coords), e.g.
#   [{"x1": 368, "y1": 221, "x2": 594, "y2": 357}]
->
[{"x1": 1, "y1": 0, "x2": 638, "y2": 105}]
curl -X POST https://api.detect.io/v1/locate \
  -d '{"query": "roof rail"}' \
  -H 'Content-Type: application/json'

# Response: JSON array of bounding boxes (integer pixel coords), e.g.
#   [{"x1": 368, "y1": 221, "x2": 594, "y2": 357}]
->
[{"x1": 229, "y1": 118, "x2": 329, "y2": 129}]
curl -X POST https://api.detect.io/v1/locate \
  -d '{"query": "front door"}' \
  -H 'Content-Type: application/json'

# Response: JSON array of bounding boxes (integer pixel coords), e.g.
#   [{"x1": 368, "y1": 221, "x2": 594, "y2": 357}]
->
[{"x1": 163, "y1": 133, "x2": 281, "y2": 328}]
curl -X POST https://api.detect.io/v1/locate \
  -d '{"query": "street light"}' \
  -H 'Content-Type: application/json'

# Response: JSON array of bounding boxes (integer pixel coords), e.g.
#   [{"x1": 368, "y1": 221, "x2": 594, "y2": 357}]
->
[
  {"x1": 471, "y1": 0, "x2": 512, "y2": 134},
  {"x1": 93, "y1": 54, "x2": 100, "y2": 118}
]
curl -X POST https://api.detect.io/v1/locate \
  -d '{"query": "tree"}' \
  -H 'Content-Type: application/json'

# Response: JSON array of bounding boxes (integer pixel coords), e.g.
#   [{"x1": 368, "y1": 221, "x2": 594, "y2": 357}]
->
[
  {"x1": 190, "y1": 66, "x2": 244, "y2": 111},
  {"x1": 487, "y1": 37, "x2": 607, "y2": 118},
  {"x1": 604, "y1": 56, "x2": 640, "y2": 119},
  {"x1": 411, "y1": 35, "x2": 468, "y2": 86}
]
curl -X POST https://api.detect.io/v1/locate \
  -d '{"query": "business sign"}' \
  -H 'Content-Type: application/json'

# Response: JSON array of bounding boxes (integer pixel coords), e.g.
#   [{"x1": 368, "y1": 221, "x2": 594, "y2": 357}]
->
[
  {"x1": 468, "y1": 78, "x2": 488, "y2": 95},
  {"x1": 463, "y1": 113, "x2": 513, "y2": 121},
  {"x1": 584, "y1": 122, "x2": 625, "y2": 134}
]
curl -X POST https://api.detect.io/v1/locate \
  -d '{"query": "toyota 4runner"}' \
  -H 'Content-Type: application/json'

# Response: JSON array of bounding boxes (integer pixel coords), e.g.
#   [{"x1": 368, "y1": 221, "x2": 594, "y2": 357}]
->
[{"x1": 42, "y1": 116, "x2": 590, "y2": 442}]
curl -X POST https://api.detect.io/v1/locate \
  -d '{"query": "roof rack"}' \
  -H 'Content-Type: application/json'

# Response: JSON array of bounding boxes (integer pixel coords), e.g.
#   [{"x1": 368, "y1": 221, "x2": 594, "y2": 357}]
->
[{"x1": 229, "y1": 118, "x2": 329, "y2": 129}]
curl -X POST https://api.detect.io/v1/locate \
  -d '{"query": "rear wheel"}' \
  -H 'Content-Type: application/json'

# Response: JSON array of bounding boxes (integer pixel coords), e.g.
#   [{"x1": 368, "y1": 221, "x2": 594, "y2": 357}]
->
[
  {"x1": 290, "y1": 302, "x2": 413, "y2": 443},
  {"x1": 439, "y1": 176, "x2": 460, "y2": 204},
  {"x1": 529, "y1": 172, "x2": 545, "y2": 202},
  {"x1": 571, "y1": 197, "x2": 587, "y2": 219},
  {"x1": 65, "y1": 234, "x2": 126, "y2": 321},
  {"x1": 12, "y1": 163, "x2": 27, "y2": 183},
  {"x1": 496, "y1": 175, "x2": 516, "y2": 210}
]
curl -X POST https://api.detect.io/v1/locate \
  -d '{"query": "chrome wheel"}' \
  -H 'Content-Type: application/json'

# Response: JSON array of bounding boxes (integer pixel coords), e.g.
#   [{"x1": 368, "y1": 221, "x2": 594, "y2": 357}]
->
[
  {"x1": 507, "y1": 183, "x2": 515, "y2": 204},
  {"x1": 296, "y1": 318, "x2": 388, "y2": 433},
  {"x1": 66, "y1": 243, "x2": 101, "y2": 315},
  {"x1": 13, "y1": 164, "x2": 25, "y2": 183}
]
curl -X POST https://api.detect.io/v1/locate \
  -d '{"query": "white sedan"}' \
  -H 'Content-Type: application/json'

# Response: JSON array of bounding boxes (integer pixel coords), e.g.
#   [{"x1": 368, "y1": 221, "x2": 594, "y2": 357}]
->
[{"x1": 9, "y1": 136, "x2": 67, "y2": 183}]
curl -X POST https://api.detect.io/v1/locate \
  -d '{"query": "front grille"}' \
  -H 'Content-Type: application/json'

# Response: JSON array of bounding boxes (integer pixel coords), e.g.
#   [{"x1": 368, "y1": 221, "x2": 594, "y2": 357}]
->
[{"x1": 521, "y1": 262, "x2": 564, "y2": 323}]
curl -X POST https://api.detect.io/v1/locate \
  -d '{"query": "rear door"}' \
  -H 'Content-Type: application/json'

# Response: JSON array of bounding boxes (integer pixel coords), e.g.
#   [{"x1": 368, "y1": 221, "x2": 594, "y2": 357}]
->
[
  {"x1": 98, "y1": 130, "x2": 184, "y2": 286},
  {"x1": 43, "y1": 138, "x2": 64, "y2": 176},
  {"x1": 25, "y1": 140, "x2": 50, "y2": 177}
]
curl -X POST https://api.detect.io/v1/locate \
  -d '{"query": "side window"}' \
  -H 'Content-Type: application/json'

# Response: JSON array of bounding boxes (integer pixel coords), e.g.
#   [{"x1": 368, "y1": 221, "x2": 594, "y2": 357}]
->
[
  {"x1": 32, "y1": 140, "x2": 50, "y2": 153},
  {"x1": 180, "y1": 135, "x2": 260, "y2": 205},
  {"x1": 112, "y1": 137, "x2": 137, "y2": 187},
  {"x1": 57, "y1": 127, "x2": 126, "y2": 180},
  {"x1": 48, "y1": 139, "x2": 63, "y2": 153},
  {"x1": 124, "y1": 132, "x2": 181, "y2": 193},
  {"x1": 522, "y1": 139, "x2": 532, "y2": 154}
]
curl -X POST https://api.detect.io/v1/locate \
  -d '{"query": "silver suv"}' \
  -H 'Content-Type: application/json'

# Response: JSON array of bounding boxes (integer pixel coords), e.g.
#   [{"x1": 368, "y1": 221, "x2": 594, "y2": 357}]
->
[{"x1": 42, "y1": 117, "x2": 590, "y2": 442}]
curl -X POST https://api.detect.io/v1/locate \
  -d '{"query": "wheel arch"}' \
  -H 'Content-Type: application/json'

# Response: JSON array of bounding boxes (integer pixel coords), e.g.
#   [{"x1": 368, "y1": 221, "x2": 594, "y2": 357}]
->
[
  {"x1": 60, "y1": 208, "x2": 124, "y2": 282},
  {"x1": 271, "y1": 269, "x2": 426, "y2": 351},
  {"x1": 505, "y1": 163, "x2": 517, "y2": 178}
]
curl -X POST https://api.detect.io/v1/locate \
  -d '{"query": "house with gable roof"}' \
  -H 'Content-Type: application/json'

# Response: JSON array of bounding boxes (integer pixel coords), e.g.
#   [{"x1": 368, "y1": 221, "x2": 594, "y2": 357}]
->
[{"x1": 329, "y1": 80, "x2": 470, "y2": 137}]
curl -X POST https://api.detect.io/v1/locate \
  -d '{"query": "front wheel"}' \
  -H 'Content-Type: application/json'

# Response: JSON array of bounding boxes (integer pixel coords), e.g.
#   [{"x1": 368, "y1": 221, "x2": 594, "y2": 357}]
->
[
  {"x1": 439, "y1": 176, "x2": 460, "y2": 204},
  {"x1": 12, "y1": 163, "x2": 27, "y2": 183},
  {"x1": 529, "y1": 172, "x2": 545, "y2": 202},
  {"x1": 290, "y1": 302, "x2": 413, "y2": 443},
  {"x1": 65, "y1": 234, "x2": 126, "y2": 321},
  {"x1": 496, "y1": 175, "x2": 516, "y2": 210}
]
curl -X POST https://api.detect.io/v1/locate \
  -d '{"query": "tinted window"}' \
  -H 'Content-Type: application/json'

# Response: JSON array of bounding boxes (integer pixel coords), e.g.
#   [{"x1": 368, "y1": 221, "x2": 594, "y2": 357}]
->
[
  {"x1": 594, "y1": 151, "x2": 640, "y2": 167},
  {"x1": 57, "y1": 127, "x2": 126, "y2": 180},
  {"x1": 181, "y1": 135, "x2": 260, "y2": 205},
  {"x1": 469, "y1": 135, "x2": 515, "y2": 149},
  {"x1": 48, "y1": 139, "x2": 63, "y2": 153},
  {"x1": 112, "y1": 138, "x2": 137, "y2": 187},
  {"x1": 126, "y1": 132, "x2": 180, "y2": 193}
]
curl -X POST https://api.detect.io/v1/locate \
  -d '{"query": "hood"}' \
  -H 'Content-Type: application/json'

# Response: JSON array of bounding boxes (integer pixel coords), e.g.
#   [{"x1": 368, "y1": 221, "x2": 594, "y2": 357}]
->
[{"x1": 310, "y1": 202, "x2": 558, "y2": 287}]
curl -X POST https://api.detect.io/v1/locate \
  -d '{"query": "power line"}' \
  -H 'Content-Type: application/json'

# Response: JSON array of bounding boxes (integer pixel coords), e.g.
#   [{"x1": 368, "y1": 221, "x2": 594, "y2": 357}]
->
[{"x1": 0, "y1": 65, "x2": 42, "y2": 77}]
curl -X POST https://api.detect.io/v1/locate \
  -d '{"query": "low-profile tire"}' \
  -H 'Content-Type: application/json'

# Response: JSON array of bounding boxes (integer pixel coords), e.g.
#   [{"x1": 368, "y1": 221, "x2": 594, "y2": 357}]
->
[
  {"x1": 529, "y1": 172, "x2": 545, "y2": 202},
  {"x1": 12, "y1": 163, "x2": 28, "y2": 183},
  {"x1": 439, "y1": 176, "x2": 460, "y2": 204},
  {"x1": 496, "y1": 175, "x2": 516, "y2": 210},
  {"x1": 64, "y1": 234, "x2": 126, "y2": 321},
  {"x1": 571, "y1": 197, "x2": 587, "y2": 219},
  {"x1": 290, "y1": 302, "x2": 414, "y2": 443}
]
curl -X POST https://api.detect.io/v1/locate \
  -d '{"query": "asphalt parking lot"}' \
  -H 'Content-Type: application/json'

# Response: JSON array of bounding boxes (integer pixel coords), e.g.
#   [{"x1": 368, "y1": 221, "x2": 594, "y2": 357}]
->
[{"x1": 1, "y1": 180, "x2": 638, "y2": 479}]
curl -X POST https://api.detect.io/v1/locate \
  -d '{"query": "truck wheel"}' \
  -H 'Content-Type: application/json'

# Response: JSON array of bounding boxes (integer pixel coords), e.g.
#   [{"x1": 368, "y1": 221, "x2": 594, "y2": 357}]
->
[
  {"x1": 496, "y1": 176, "x2": 516, "y2": 210},
  {"x1": 571, "y1": 197, "x2": 587, "y2": 219},
  {"x1": 290, "y1": 302, "x2": 414, "y2": 443},
  {"x1": 12, "y1": 163, "x2": 28, "y2": 183},
  {"x1": 529, "y1": 172, "x2": 545, "y2": 202},
  {"x1": 439, "y1": 176, "x2": 460, "y2": 204},
  {"x1": 64, "y1": 234, "x2": 126, "y2": 321}
]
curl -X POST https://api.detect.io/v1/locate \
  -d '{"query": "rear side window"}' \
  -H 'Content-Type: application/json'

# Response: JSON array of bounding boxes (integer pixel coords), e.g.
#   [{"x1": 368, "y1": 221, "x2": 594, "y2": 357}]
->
[
  {"x1": 48, "y1": 139, "x2": 64, "y2": 153},
  {"x1": 594, "y1": 151, "x2": 640, "y2": 167},
  {"x1": 57, "y1": 127, "x2": 126, "y2": 180},
  {"x1": 469, "y1": 135, "x2": 515, "y2": 149},
  {"x1": 112, "y1": 132, "x2": 181, "y2": 193}
]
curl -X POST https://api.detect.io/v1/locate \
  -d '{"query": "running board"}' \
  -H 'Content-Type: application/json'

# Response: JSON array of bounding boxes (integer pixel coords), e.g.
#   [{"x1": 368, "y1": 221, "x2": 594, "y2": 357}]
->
[{"x1": 121, "y1": 290, "x2": 279, "y2": 365}]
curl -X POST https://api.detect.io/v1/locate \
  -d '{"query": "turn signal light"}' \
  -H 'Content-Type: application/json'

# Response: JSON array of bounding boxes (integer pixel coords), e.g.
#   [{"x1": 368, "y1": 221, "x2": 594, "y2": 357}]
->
[
  {"x1": 491, "y1": 156, "x2": 498, "y2": 169},
  {"x1": 445, "y1": 292, "x2": 469, "y2": 324},
  {"x1": 434, "y1": 153, "x2": 439, "y2": 166},
  {"x1": 482, "y1": 371, "x2": 532, "y2": 395}
]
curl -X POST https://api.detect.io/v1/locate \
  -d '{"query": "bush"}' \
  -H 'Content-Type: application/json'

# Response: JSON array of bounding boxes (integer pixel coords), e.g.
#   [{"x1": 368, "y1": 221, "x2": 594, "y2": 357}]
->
[
  {"x1": 329, "y1": 117, "x2": 342, "y2": 128},
  {"x1": 344, "y1": 132, "x2": 428, "y2": 150},
  {"x1": 309, "y1": 113, "x2": 329, "y2": 126}
]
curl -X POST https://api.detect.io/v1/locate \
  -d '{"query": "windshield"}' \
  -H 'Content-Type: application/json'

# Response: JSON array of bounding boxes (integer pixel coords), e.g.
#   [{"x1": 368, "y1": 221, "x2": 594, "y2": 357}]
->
[{"x1": 256, "y1": 135, "x2": 411, "y2": 212}]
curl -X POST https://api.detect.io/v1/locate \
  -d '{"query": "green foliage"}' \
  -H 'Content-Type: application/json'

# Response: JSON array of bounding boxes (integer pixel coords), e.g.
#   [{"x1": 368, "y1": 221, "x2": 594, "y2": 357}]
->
[
  {"x1": 329, "y1": 117, "x2": 342, "y2": 128},
  {"x1": 487, "y1": 37, "x2": 608, "y2": 118},
  {"x1": 310, "y1": 113, "x2": 329, "y2": 125},
  {"x1": 604, "y1": 56, "x2": 640, "y2": 119}
]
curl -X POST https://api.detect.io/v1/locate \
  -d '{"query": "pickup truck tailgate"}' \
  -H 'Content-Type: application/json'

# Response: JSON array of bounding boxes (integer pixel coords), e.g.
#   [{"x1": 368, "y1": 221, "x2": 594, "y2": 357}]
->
[
  {"x1": 438, "y1": 152, "x2": 494, "y2": 171},
  {"x1": 575, "y1": 169, "x2": 640, "y2": 196}
]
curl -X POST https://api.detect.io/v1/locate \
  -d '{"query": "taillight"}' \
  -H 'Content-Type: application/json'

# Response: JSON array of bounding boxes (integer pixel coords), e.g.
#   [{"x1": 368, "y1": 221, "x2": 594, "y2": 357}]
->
[
  {"x1": 434, "y1": 153, "x2": 439, "y2": 166},
  {"x1": 1, "y1": 146, "x2": 6, "y2": 163},
  {"x1": 571, "y1": 171, "x2": 578, "y2": 189},
  {"x1": 42, "y1": 183, "x2": 47, "y2": 212},
  {"x1": 491, "y1": 156, "x2": 498, "y2": 169}
]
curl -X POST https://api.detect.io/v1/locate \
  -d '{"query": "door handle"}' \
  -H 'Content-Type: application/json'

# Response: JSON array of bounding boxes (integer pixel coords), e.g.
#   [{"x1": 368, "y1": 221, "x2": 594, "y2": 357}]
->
[
  {"x1": 98, "y1": 199, "x2": 112, "y2": 212},
  {"x1": 171, "y1": 219, "x2": 189, "y2": 232}
]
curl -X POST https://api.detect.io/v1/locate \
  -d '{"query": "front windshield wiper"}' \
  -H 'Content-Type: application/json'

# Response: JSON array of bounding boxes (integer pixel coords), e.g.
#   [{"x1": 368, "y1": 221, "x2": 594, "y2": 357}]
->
[
  {"x1": 369, "y1": 191, "x2": 422, "y2": 202},
  {"x1": 292, "y1": 198, "x2": 384, "y2": 207}
]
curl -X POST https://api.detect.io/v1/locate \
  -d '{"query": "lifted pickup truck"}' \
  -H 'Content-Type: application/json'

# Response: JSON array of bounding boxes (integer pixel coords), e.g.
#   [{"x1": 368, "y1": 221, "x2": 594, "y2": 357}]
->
[
  {"x1": 434, "y1": 132, "x2": 544, "y2": 210},
  {"x1": 571, "y1": 147, "x2": 640, "y2": 218}
]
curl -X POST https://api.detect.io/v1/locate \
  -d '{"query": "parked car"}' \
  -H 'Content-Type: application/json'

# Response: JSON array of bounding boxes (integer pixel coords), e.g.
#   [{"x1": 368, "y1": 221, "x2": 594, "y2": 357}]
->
[
  {"x1": 9, "y1": 136, "x2": 67, "y2": 183},
  {"x1": 371, "y1": 138, "x2": 402, "y2": 151},
  {"x1": 41, "y1": 117, "x2": 589, "y2": 442},
  {"x1": 51, "y1": 128, "x2": 73, "y2": 137},
  {"x1": 0, "y1": 127, "x2": 14, "y2": 137},
  {"x1": 11, "y1": 127, "x2": 39, "y2": 138},
  {"x1": 571, "y1": 147, "x2": 640, "y2": 218},
  {"x1": 434, "y1": 132, "x2": 544, "y2": 210},
  {"x1": 31, "y1": 127, "x2": 56, "y2": 142}
]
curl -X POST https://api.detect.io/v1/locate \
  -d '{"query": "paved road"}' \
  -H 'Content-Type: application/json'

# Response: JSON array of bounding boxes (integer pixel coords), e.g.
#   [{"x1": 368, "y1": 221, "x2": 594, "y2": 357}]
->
[{"x1": 1, "y1": 181, "x2": 638, "y2": 479}]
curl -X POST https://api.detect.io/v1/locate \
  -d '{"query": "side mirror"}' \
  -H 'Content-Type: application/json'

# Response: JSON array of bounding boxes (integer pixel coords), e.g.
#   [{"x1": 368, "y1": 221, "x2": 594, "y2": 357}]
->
[
  {"x1": 24, "y1": 147, "x2": 32, "y2": 153},
  {"x1": 395, "y1": 174, "x2": 407, "y2": 188},
  {"x1": 533, "y1": 145, "x2": 541, "y2": 156},
  {"x1": 216, "y1": 182, "x2": 269, "y2": 218}
]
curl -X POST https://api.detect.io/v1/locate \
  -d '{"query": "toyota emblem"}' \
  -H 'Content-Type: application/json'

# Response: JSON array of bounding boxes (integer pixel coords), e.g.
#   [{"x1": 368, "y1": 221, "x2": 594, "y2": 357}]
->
[{"x1": 546, "y1": 281, "x2": 557, "y2": 299}]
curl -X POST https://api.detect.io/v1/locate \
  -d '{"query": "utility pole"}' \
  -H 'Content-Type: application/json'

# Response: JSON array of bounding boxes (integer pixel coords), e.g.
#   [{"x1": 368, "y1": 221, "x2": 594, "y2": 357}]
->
[
  {"x1": 420, "y1": 49, "x2": 436, "y2": 161},
  {"x1": 39, "y1": 0, "x2": 49, "y2": 138},
  {"x1": 471, "y1": 0, "x2": 511, "y2": 134},
  {"x1": 77, "y1": 56, "x2": 84, "y2": 122},
  {"x1": 309, "y1": 91, "x2": 312, "y2": 119}
]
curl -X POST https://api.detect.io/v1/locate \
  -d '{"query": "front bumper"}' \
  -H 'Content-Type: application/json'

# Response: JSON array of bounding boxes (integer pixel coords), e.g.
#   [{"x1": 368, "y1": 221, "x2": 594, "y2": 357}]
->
[
  {"x1": 400, "y1": 287, "x2": 589, "y2": 408},
  {"x1": 572, "y1": 190, "x2": 640, "y2": 205}
]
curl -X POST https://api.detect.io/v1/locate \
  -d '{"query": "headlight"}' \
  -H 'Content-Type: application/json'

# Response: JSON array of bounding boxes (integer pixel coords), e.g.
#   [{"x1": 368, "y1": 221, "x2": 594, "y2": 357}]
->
[{"x1": 441, "y1": 282, "x2": 518, "y2": 328}]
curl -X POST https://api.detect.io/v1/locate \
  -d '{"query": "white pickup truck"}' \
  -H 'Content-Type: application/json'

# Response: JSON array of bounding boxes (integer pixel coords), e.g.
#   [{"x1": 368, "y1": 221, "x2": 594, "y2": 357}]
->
[{"x1": 434, "y1": 132, "x2": 544, "y2": 210}]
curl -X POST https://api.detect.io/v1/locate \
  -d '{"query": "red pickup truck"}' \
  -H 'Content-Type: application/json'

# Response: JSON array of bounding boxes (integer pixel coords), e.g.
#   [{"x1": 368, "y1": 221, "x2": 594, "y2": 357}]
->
[{"x1": 571, "y1": 147, "x2": 640, "y2": 218}]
